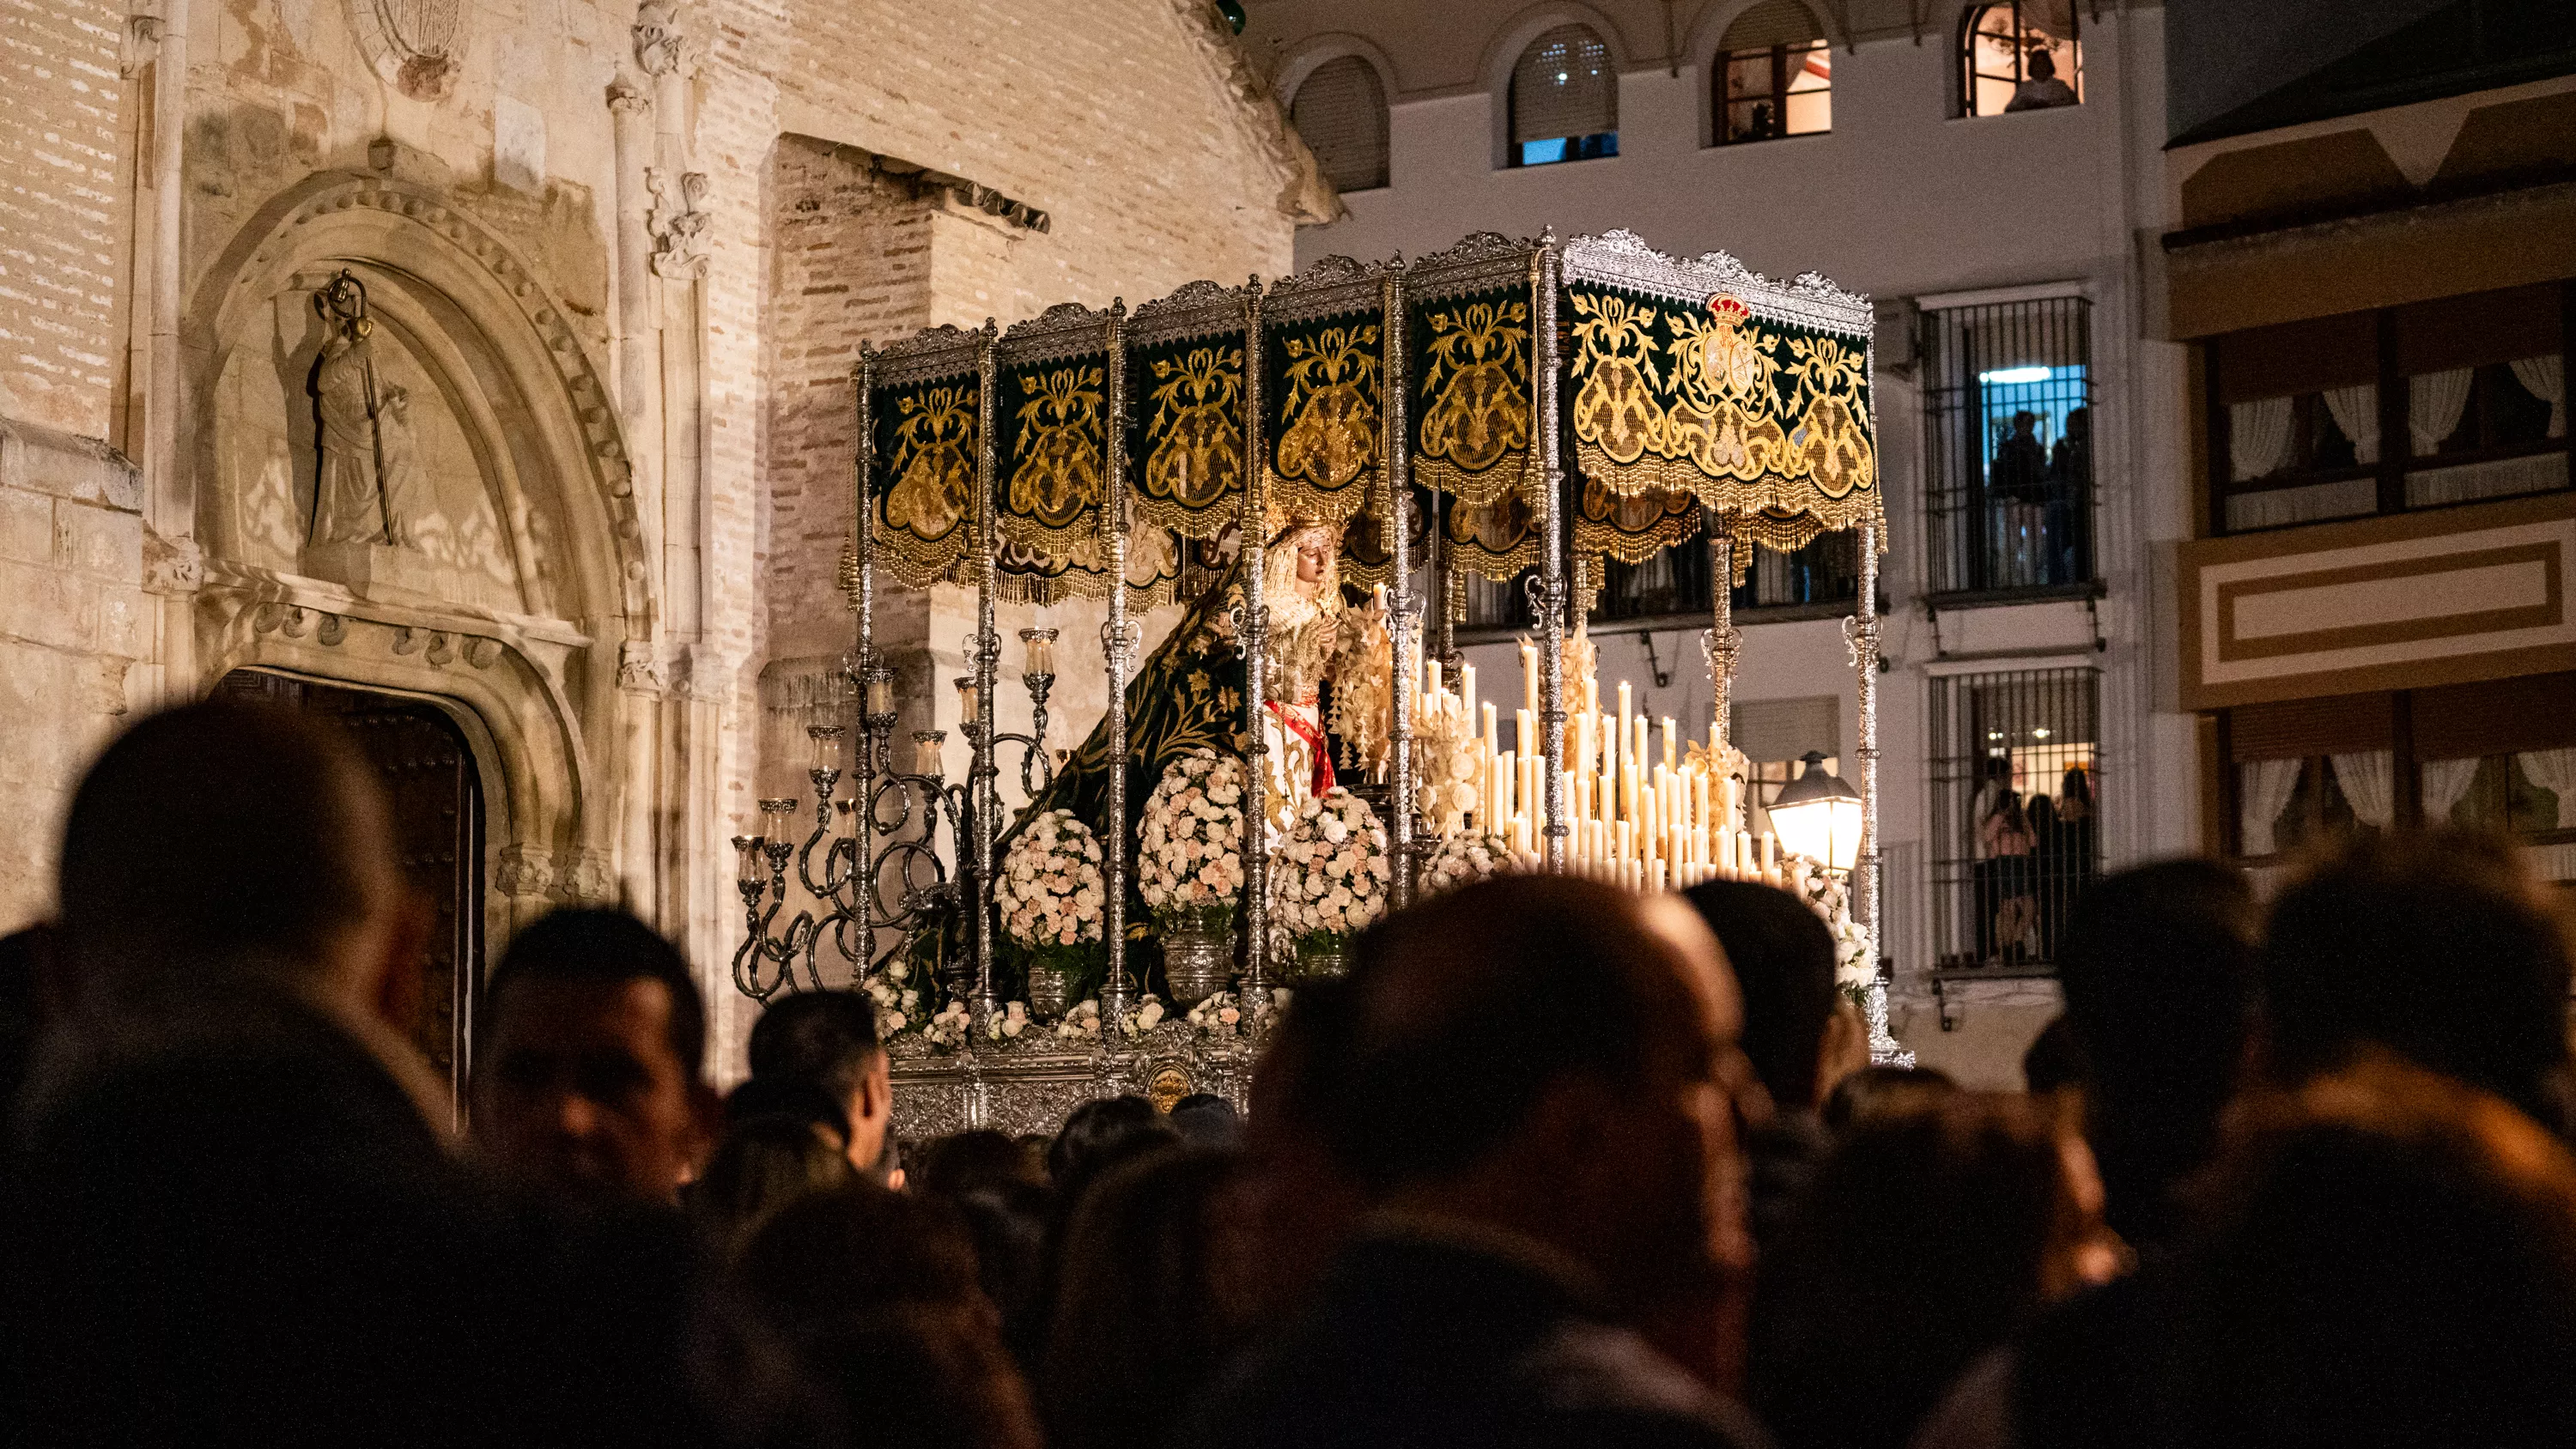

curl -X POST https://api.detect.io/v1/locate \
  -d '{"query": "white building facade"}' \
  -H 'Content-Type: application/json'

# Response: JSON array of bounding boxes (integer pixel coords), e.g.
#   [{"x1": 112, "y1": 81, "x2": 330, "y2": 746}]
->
[{"x1": 1248, "y1": 0, "x2": 2196, "y2": 1082}]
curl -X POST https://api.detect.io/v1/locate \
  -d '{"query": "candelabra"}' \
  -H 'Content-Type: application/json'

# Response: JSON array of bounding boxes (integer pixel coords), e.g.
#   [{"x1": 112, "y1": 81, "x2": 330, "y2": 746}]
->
[{"x1": 729, "y1": 637, "x2": 1056, "y2": 1014}]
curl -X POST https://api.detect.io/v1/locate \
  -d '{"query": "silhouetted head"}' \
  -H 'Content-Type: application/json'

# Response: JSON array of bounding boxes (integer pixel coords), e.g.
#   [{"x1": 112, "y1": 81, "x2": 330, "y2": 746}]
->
[
  {"x1": 1336, "y1": 876, "x2": 1753, "y2": 1298},
  {"x1": 747, "y1": 988, "x2": 892, "y2": 1174},
  {"x1": 690, "y1": 1112, "x2": 858, "y2": 1259},
  {"x1": 2058, "y1": 859, "x2": 2259, "y2": 1243},
  {"x1": 474, "y1": 907, "x2": 716, "y2": 1203},
  {"x1": 56, "y1": 698, "x2": 420, "y2": 1019},
  {"x1": 2260, "y1": 832, "x2": 2573, "y2": 1131},
  {"x1": 1686, "y1": 879, "x2": 1852, "y2": 1113},
  {"x1": 2026, "y1": 47, "x2": 2057, "y2": 81},
  {"x1": 2172, "y1": 1058, "x2": 2576, "y2": 1448}
]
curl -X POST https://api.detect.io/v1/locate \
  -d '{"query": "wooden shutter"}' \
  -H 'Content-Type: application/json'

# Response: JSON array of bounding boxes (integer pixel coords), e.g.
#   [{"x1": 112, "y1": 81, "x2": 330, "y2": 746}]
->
[
  {"x1": 1291, "y1": 56, "x2": 1389, "y2": 193},
  {"x1": 1722, "y1": 0, "x2": 1824, "y2": 52},
  {"x1": 1511, "y1": 25, "x2": 1615, "y2": 142}
]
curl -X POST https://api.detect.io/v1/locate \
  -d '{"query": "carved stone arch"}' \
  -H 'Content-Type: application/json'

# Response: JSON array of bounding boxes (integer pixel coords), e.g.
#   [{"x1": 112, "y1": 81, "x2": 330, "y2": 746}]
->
[
  {"x1": 186, "y1": 172, "x2": 652, "y2": 630},
  {"x1": 183, "y1": 171, "x2": 651, "y2": 934}
]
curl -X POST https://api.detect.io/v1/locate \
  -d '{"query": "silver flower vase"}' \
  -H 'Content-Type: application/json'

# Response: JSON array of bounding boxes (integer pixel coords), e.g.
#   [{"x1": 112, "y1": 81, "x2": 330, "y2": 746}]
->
[
  {"x1": 1024, "y1": 957, "x2": 1072, "y2": 1022},
  {"x1": 1158, "y1": 908, "x2": 1235, "y2": 1007}
]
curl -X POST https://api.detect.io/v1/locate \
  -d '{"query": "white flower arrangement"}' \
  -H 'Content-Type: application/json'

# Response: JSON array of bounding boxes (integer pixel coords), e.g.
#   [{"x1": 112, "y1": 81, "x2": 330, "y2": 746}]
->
[
  {"x1": 860, "y1": 963, "x2": 924, "y2": 1037},
  {"x1": 922, "y1": 998, "x2": 974, "y2": 1051},
  {"x1": 1786, "y1": 853, "x2": 1878, "y2": 1004},
  {"x1": 1139, "y1": 749, "x2": 1248, "y2": 924},
  {"x1": 1419, "y1": 829, "x2": 1515, "y2": 900},
  {"x1": 1055, "y1": 999, "x2": 1102, "y2": 1041},
  {"x1": 1273, "y1": 787, "x2": 1389, "y2": 943},
  {"x1": 1185, "y1": 989, "x2": 1246, "y2": 1037},
  {"x1": 983, "y1": 1000, "x2": 1032, "y2": 1042},
  {"x1": 997, "y1": 809, "x2": 1106, "y2": 954}
]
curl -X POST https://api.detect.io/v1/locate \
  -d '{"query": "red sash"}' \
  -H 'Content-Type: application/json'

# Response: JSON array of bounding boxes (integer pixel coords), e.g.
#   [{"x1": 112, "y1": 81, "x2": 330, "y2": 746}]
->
[{"x1": 1267, "y1": 701, "x2": 1335, "y2": 796}]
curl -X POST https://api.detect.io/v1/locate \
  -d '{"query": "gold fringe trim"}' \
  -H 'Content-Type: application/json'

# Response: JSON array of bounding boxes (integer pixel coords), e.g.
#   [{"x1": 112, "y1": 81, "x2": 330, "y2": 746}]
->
[
  {"x1": 1413, "y1": 451, "x2": 1537, "y2": 506},
  {"x1": 994, "y1": 509, "x2": 1104, "y2": 561},
  {"x1": 1575, "y1": 440, "x2": 1884, "y2": 535},
  {"x1": 1265, "y1": 465, "x2": 1375, "y2": 527},
  {"x1": 1575, "y1": 506, "x2": 1703, "y2": 567},
  {"x1": 1132, "y1": 492, "x2": 1240, "y2": 542}
]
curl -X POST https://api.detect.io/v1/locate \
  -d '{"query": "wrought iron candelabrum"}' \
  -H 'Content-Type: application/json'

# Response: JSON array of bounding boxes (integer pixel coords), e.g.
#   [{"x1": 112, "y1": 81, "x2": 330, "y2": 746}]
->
[{"x1": 729, "y1": 632, "x2": 1057, "y2": 1021}]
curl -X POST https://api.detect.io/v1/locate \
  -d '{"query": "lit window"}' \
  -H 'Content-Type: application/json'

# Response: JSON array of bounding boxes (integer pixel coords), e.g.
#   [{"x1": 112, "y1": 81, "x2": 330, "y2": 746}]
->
[
  {"x1": 1961, "y1": 1, "x2": 2081, "y2": 118},
  {"x1": 1715, "y1": 0, "x2": 1832, "y2": 145},
  {"x1": 1291, "y1": 56, "x2": 1390, "y2": 194},
  {"x1": 1510, "y1": 24, "x2": 1618, "y2": 167}
]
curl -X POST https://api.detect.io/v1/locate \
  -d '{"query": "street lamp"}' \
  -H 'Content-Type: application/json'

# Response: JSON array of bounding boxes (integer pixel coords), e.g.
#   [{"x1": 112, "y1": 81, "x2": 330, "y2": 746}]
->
[{"x1": 1769, "y1": 750, "x2": 1862, "y2": 875}]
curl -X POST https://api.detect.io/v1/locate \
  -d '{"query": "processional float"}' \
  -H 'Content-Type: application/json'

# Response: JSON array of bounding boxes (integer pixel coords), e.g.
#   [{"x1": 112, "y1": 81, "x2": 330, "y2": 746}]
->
[{"x1": 731, "y1": 231, "x2": 1889, "y2": 1138}]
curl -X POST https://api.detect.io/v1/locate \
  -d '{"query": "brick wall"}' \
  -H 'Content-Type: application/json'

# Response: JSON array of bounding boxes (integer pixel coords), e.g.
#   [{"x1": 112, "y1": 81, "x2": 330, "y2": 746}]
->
[{"x1": 0, "y1": 0, "x2": 125, "y2": 438}]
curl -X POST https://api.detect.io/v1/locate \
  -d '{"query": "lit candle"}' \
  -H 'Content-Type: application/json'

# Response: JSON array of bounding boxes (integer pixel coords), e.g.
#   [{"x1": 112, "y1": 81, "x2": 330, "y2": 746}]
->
[
  {"x1": 1516, "y1": 707, "x2": 1534, "y2": 758},
  {"x1": 955, "y1": 676, "x2": 979, "y2": 724},
  {"x1": 1461, "y1": 664, "x2": 1477, "y2": 729},
  {"x1": 1522, "y1": 640, "x2": 1539, "y2": 716},
  {"x1": 865, "y1": 671, "x2": 894, "y2": 717},
  {"x1": 1496, "y1": 749, "x2": 1516, "y2": 818},
  {"x1": 1023, "y1": 632, "x2": 1054, "y2": 679},
  {"x1": 1662, "y1": 717, "x2": 1678, "y2": 773},
  {"x1": 1483, "y1": 702, "x2": 1500, "y2": 755},
  {"x1": 913, "y1": 730, "x2": 947, "y2": 777},
  {"x1": 1616, "y1": 682, "x2": 1633, "y2": 758},
  {"x1": 1425, "y1": 655, "x2": 1441, "y2": 700}
]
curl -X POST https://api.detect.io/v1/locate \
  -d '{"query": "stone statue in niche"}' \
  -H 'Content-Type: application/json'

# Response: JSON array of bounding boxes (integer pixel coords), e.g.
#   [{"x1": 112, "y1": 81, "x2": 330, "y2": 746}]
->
[{"x1": 307, "y1": 270, "x2": 415, "y2": 549}]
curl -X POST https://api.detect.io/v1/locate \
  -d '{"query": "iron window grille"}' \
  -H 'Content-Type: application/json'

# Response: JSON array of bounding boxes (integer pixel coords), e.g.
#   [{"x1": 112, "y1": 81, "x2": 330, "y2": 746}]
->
[
  {"x1": 1458, "y1": 531, "x2": 1857, "y2": 633},
  {"x1": 1929, "y1": 666, "x2": 2100, "y2": 971},
  {"x1": 1923, "y1": 294, "x2": 2097, "y2": 600}
]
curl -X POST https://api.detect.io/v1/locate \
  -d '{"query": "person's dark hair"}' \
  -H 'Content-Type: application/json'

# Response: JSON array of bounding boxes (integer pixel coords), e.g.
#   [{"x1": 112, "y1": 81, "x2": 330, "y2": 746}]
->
[
  {"x1": 724, "y1": 1076, "x2": 853, "y2": 1144},
  {"x1": 2261, "y1": 830, "x2": 2573, "y2": 1129},
  {"x1": 484, "y1": 907, "x2": 707, "y2": 1076},
  {"x1": 2057, "y1": 859, "x2": 2258, "y2": 1245},
  {"x1": 1686, "y1": 879, "x2": 1838, "y2": 1113},
  {"x1": 914, "y1": 1129, "x2": 1048, "y2": 1199},
  {"x1": 1040, "y1": 1147, "x2": 1249, "y2": 1449},
  {"x1": 1332, "y1": 875, "x2": 1708, "y2": 1191},
  {"x1": 951, "y1": 1180, "x2": 1053, "y2": 1359},
  {"x1": 1822, "y1": 1064, "x2": 1957, "y2": 1135},
  {"x1": 2168, "y1": 1058, "x2": 2576, "y2": 1449},
  {"x1": 55, "y1": 699, "x2": 393, "y2": 982},
  {"x1": 690, "y1": 1113, "x2": 857, "y2": 1258},
  {"x1": 746, "y1": 989, "x2": 883, "y2": 1104},
  {"x1": 1046, "y1": 1094, "x2": 1176, "y2": 1195},
  {"x1": 797, "y1": 1305, "x2": 1042, "y2": 1449},
  {"x1": 1248, "y1": 974, "x2": 1358, "y2": 1143},
  {"x1": 1169, "y1": 1092, "x2": 1241, "y2": 1149},
  {"x1": 1753, "y1": 1093, "x2": 2084, "y2": 1449},
  {"x1": 738, "y1": 1179, "x2": 987, "y2": 1325},
  {"x1": 2023, "y1": 1015, "x2": 2088, "y2": 1097}
]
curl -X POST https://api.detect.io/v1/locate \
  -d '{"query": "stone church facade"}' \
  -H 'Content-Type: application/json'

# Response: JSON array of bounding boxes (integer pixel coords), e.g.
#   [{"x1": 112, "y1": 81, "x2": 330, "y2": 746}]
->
[{"x1": 0, "y1": 0, "x2": 1329, "y2": 1070}]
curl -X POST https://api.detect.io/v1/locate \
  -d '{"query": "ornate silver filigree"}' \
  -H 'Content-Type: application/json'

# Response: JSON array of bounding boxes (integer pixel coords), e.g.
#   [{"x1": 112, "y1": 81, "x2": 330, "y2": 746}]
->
[{"x1": 1562, "y1": 228, "x2": 1872, "y2": 336}]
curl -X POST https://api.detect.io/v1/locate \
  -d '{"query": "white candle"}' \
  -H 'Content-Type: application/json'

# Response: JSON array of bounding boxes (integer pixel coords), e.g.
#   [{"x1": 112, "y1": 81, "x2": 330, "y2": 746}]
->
[
  {"x1": 1662, "y1": 717, "x2": 1678, "y2": 773},
  {"x1": 1461, "y1": 664, "x2": 1477, "y2": 729},
  {"x1": 1522, "y1": 640, "x2": 1539, "y2": 716}
]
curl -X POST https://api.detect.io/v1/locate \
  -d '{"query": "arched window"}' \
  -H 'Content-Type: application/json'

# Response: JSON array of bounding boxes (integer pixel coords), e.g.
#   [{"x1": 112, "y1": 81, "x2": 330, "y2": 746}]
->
[
  {"x1": 1714, "y1": 1, "x2": 1832, "y2": 145},
  {"x1": 1962, "y1": 1, "x2": 2081, "y2": 118},
  {"x1": 1509, "y1": 24, "x2": 1618, "y2": 167},
  {"x1": 1291, "y1": 56, "x2": 1390, "y2": 194}
]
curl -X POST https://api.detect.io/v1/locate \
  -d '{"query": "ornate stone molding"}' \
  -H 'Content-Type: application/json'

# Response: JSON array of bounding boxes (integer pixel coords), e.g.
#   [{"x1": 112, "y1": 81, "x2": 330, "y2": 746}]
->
[
  {"x1": 646, "y1": 169, "x2": 711, "y2": 279},
  {"x1": 632, "y1": 0, "x2": 693, "y2": 77},
  {"x1": 606, "y1": 76, "x2": 650, "y2": 115},
  {"x1": 617, "y1": 640, "x2": 665, "y2": 693},
  {"x1": 141, "y1": 530, "x2": 204, "y2": 595},
  {"x1": 495, "y1": 843, "x2": 556, "y2": 899}
]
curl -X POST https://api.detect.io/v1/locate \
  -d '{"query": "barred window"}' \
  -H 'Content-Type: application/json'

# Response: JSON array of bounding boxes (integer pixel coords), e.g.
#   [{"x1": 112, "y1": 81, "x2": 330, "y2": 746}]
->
[
  {"x1": 1715, "y1": 0, "x2": 1832, "y2": 145},
  {"x1": 1923, "y1": 295, "x2": 2095, "y2": 598},
  {"x1": 1962, "y1": 1, "x2": 2081, "y2": 118},
  {"x1": 1930, "y1": 667, "x2": 2100, "y2": 970},
  {"x1": 1510, "y1": 24, "x2": 1619, "y2": 167},
  {"x1": 1456, "y1": 532, "x2": 1857, "y2": 632},
  {"x1": 1291, "y1": 56, "x2": 1389, "y2": 194}
]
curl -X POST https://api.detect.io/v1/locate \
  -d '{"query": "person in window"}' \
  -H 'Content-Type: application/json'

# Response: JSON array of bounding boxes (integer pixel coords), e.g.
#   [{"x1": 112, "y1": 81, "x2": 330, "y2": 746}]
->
[
  {"x1": 2005, "y1": 46, "x2": 2077, "y2": 112},
  {"x1": 1990, "y1": 411, "x2": 2050, "y2": 586},
  {"x1": 2044, "y1": 406, "x2": 2089, "y2": 586},
  {"x1": 1971, "y1": 758, "x2": 2033, "y2": 965},
  {"x1": 1747, "y1": 100, "x2": 1775, "y2": 142}
]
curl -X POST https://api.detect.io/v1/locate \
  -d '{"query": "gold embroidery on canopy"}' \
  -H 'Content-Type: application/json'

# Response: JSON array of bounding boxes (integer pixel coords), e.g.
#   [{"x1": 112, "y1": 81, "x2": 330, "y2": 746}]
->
[
  {"x1": 1273, "y1": 321, "x2": 1381, "y2": 524},
  {"x1": 1415, "y1": 298, "x2": 1534, "y2": 506},
  {"x1": 1000, "y1": 363, "x2": 1106, "y2": 558},
  {"x1": 878, "y1": 382, "x2": 978, "y2": 587},
  {"x1": 1138, "y1": 345, "x2": 1244, "y2": 539}
]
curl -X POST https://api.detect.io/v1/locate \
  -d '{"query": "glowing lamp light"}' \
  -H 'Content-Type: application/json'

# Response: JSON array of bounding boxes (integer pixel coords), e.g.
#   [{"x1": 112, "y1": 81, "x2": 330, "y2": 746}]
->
[
  {"x1": 1769, "y1": 751, "x2": 1863, "y2": 876},
  {"x1": 1979, "y1": 366, "x2": 2052, "y2": 385}
]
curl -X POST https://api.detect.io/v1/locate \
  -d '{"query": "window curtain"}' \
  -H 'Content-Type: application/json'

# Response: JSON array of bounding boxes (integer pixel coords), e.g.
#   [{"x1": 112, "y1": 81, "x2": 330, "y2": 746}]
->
[
  {"x1": 2329, "y1": 750, "x2": 2395, "y2": 829},
  {"x1": 2020, "y1": 0, "x2": 2077, "y2": 40},
  {"x1": 2239, "y1": 757, "x2": 2302, "y2": 857},
  {"x1": 2229, "y1": 397, "x2": 2292, "y2": 482},
  {"x1": 2409, "y1": 367, "x2": 2476, "y2": 457},
  {"x1": 2518, "y1": 749, "x2": 2576, "y2": 829},
  {"x1": 2420, "y1": 756, "x2": 2482, "y2": 827},
  {"x1": 1511, "y1": 26, "x2": 1615, "y2": 142},
  {"x1": 2320, "y1": 383, "x2": 2379, "y2": 464},
  {"x1": 2509, "y1": 355, "x2": 2565, "y2": 440}
]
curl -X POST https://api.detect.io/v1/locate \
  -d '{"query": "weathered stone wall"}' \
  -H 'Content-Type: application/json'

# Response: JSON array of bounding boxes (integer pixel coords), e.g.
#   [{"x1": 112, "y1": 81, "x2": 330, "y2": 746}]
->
[{"x1": 0, "y1": 0, "x2": 126, "y2": 439}]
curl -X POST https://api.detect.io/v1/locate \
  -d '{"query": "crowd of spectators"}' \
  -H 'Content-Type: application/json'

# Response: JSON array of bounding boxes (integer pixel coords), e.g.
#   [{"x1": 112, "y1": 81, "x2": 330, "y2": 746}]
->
[{"x1": 9, "y1": 697, "x2": 2576, "y2": 1448}]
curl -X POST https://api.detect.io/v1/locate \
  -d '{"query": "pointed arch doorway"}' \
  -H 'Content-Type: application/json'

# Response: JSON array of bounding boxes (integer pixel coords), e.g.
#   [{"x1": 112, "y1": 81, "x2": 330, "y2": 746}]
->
[{"x1": 216, "y1": 670, "x2": 487, "y2": 1127}]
